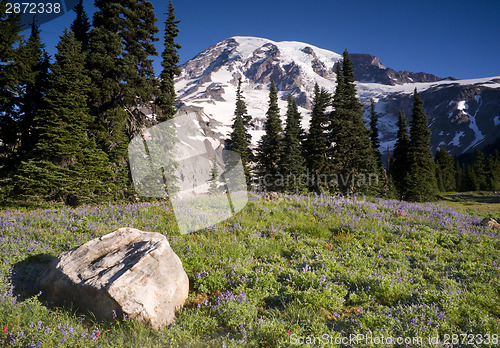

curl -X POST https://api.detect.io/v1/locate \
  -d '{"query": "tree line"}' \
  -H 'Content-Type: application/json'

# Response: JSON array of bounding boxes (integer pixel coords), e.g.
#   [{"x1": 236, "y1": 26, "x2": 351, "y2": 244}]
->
[
  {"x1": 0, "y1": 0, "x2": 182, "y2": 206},
  {"x1": 225, "y1": 53, "x2": 499, "y2": 202},
  {"x1": 1, "y1": 0, "x2": 497, "y2": 207}
]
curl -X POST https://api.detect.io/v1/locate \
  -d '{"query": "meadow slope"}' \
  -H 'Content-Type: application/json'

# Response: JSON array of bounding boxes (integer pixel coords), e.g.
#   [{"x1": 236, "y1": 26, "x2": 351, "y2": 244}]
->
[{"x1": 0, "y1": 194, "x2": 499, "y2": 347}]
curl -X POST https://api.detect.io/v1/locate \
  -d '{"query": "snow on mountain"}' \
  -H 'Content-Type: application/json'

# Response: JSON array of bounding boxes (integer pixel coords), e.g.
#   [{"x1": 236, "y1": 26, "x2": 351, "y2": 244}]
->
[{"x1": 175, "y1": 36, "x2": 500, "y2": 155}]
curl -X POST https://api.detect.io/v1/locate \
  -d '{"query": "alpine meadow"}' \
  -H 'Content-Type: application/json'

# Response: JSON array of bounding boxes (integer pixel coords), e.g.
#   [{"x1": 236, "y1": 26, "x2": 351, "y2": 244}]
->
[{"x1": 0, "y1": 0, "x2": 499, "y2": 347}]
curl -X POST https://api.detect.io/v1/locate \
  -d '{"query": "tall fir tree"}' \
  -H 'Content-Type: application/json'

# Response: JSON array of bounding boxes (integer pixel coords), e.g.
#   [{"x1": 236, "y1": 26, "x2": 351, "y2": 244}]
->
[
  {"x1": 0, "y1": 0, "x2": 23, "y2": 172},
  {"x1": 257, "y1": 81, "x2": 283, "y2": 191},
  {"x1": 279, "y1": 94, "x2": 306, "y2": 193},
  {"x1": 155, "y1": 0, "x2": 181, "y2": 122},
  {"x1": 226, "y1": 78, "x2": 253, "y2": 186},
  {"x1": 17, "y1": 20, "x2": 50, "y2": 160},
  {"x1": 392, "y1": 112, "x2": 411, "y2": 199},
  {"x1": 455, "y1": 160, "x2": 464, "y2": 191},
  {"x1": 463, "y1": 165, "x2": 478, "y2": 191},
  {"x1": 0, "y1": 13, "x2": 50, "y2": 172},
  {"x1": 303, "y1": 84, "x2": 332, "y2": 193},
  {"x1": 485, "y1": 151, "x2": 500, "y2": 191},
  {"x1": 120, "y1": 0, "x2": 159, "y2": 132},
  {"x1": 70, "y1": 0, "x2": 91, "y2": 50},
  {"x1": 88, "y1": 0, "x2": 129, "y2": 161},
  {"x1": 369, "y1": 99, "x2": 382, "y2": 169},
  {"x1": 330, "y1": 50, "x2": 378, "y2": 195},
  {"x1": 434, "y1": 146, "x2": 456, "y2": 192},
  {"x1": 235, "y1": 77, "x2": 252, "y2": 128},
  {"x1": 88, "y1": 0, "x2": 160, "y2": 198},
  {"x1": 406, "y1": 89, "x2": 437, "y2": 201},
  {"x1": 208, "y1": 155, "x2": 220, "y2": 195},
  {"x1": 89, "y1": 0, "x2": 159, "y2": 143},
  {"x1": 14, "y1": 30, "x2": 113, "y2": 206},
  {"x1": 472, "y1": 150, "x2": 488, "y2": 191}
]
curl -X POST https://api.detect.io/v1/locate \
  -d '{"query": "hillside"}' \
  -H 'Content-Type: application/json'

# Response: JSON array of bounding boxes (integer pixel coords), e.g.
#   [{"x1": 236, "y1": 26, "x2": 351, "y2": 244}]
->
[{"x1": 1, "y1": 194, "x2": 499, "y2": 346}]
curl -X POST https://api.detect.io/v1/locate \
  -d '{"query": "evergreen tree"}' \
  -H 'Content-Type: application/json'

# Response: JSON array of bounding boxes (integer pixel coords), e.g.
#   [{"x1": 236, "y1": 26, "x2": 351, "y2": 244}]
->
[
  {"x1": 464, "y1": 165, "x2": 478, "y2": 191},
  {"x1": 472, "y1": 150, "x2": 487, "y2": 191},
  {"x1": 485, "y1": 151, "x2": 500, "y2": 191},
  {"x1": 392, "y1": 112, "x2": 411, "y2": 199},
  {"x1": 226, "y1": 79, "x2": 253, "y2": 187},
  {"x1": 88, "y1": 1, "x2": 129, "y2": 160},
  {"x1": 279, "y1": 94, "x2": 306, "y2": 193},
  {"x1": 256, "y1": 81, "x2": 283, "y2": 191},
  {"x1": 435, "y1": 161, "x2": 444, "y2": 192},
  {"x1": 406, "y1": 89, "x2": 437, "y2": 201},
  {"x1": 120, "y1": 0, "x2": 159, "y2": 132},
  {"x1": 17, "y1": 20, "x2": 50, "y2": 160},
  {"x1": 303, "y1": 84, "x2": 332, "y2": 192},
  {"x1": 434, "y1": 146, "x2": 456, "y2": 192},
  {"x1": 208, "y1": 155, "x2": 220, "y2": 194},
  {"x1": 88, "y1": 0, "x2": 160, "y2": 197},
  {"x1": 70, "y1": 0, "x2": 91, "y2": 50},
  {"x1": 14, "y1": 30, "x2": 113, "y2": 206},
  {"x1": 0, "y1": 13, "x2": 50, "y2": 171},
  {"x1": 455, "y1": 160, "x2": 464, "y2": 191},
  {"x1": 155, "y1": 0, "x2": 181, "y2": 122},
  {"x1": 234, "y1": 77, "x2": 252, "y2": 129},
  {"x1": 369, "y1": 99, "x2": 382, "y2": 169},
  {"x1": 330, "y1": 50, "x2": 378, "y2": 195},
  {"x1": 0, "y1": 0, "x2": 23, "y2": 172},
  {"x1": 89, "y1": 0, "x2": 159, "y2": 143},
  {"x1": 226, "y1": 112, "x2": 252, "y2": 186}
]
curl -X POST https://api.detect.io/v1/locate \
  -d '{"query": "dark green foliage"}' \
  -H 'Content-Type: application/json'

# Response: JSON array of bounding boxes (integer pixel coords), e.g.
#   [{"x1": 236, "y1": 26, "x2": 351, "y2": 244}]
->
[
  {"x1": 257, "y1": 81, "x2": 283, "y2": 191},
  {"x1": 485, "y1": 151, "x2": 500, "y2": 190},
  {"x1": 455, "y1": 160, "x2": 463, "y2": 191},
  {"x1": 70, "y1": 0, "x2": 91, "y2": 50},
  {"x1": 369, "y1": 99, "x2": 382, "y2": 169},
  {"x1": 13, "y1": 30, "x2": 113, "y2": 206},
  {"x1": 120, "y1": 0, "x2": 159, "y2": 131},
  {"x1": 87, "y1": 0, "x2": 160, "y2": 200},
  {"x1": 208, "y1": 156, "x2": 220, "y2": 194},
  {"x1": 17, "y1": 21, "x2": 50, "y2": 160},
  {"x1": 0, "y1": 0, "x2": 22, "y2": 116},
  {"x1": 456, "y1": 150, "x2": 499, "y2": 192},
  {"x1": 88, "y1": 1, "x2": 128, "y2": 157},
  {"x1": 278, "y1": 95, "x2": 306, "y2": 193},
  {"x1": 434, "y1": 147, "x2": 456, "y2": 192},
  {"x1": 405, "y1": 89, "x2": 437, "y2": 202},
  {"x1": 235, "y1": 78, "x2": 252, "y2": 129},
  {"x1": 226, "y1": 79, "x2": 253, "y2": 186},
  {"x1": 472, "y1": 151, "x2": 488, "y2": 191},
  {"x1": 88, "y1": 0, "x2": 159, "y2": 152},
  {"x1": 0, "y1": 1, "x2": 23, "y2": 173},
  {"x1": 0, "y1": 13, "x2": 50, "y2": 172},
  {"x1": 463, "y1": 165, "x2": 478, "y2": 191},
  {"x1": 155, "y1": 0, "x2": 181, "y2": 122},
  {"x1": 392, "y1": 112, "x2": 411, "y2": 198},
  {"x1": 330, "y1": 51, "x2": 378, "y2": 195},
  {"x1": 303, "y1": 84, "x2": 332, "y2": 192}
]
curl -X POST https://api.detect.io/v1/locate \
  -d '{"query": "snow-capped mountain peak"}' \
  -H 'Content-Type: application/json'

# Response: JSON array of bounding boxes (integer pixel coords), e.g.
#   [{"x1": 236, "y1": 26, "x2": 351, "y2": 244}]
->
[{"x1": 175, "y1": 36, "x2": 500, "y2": 155}]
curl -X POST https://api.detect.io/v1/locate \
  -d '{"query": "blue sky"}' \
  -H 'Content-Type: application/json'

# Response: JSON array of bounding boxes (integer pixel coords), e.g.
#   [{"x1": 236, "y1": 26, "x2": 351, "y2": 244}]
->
[{"x1": 27, "y1": 0, "x2": 500, "y2": 79}]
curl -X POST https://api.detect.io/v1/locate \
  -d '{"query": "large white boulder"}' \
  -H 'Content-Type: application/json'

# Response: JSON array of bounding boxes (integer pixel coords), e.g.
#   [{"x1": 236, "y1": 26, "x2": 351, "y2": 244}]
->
[{"x1": 37, "y1": 228, "x2": 189, "y2": 329}]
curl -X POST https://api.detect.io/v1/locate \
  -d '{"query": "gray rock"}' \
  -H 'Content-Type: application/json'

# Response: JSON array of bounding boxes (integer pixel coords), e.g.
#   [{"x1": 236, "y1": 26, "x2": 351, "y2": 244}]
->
[
  {"x1": 264, "y1": 192, "x2": 281, "y2": 201},
  {"x1": 480, "y1": 217, "x2": 500, "y2": 229},
  {"x1": 37, "y1": 228, "x2": 189, "y2": 330}
]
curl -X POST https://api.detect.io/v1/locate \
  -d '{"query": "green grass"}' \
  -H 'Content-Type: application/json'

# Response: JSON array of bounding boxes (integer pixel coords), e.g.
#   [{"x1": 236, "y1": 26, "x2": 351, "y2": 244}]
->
[
  {"x1": 0, "y1": 194, "x2": 499, "y2": 347},
  {"x1": 437, "y1": 192, "x2": 500, "y2": 217}
]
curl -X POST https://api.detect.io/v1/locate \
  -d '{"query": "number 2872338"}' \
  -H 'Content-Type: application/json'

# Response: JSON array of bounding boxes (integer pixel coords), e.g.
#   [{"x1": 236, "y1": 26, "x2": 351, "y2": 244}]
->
[{"x1": 5, "y1": 2, "x2": 61, "y2": 14}]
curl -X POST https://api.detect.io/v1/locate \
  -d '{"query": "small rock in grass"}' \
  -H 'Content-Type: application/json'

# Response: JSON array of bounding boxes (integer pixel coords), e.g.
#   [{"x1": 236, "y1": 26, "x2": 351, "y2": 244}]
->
[
  {"x1": 479, "y1": 217, "x2": 500, "y2": 229},
  {"x1": 264, "y1": 192, "x2": 281, "y2": 201},
  {"x1": 37, "y1": 228, "x2": 189, "y2": 330}
]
